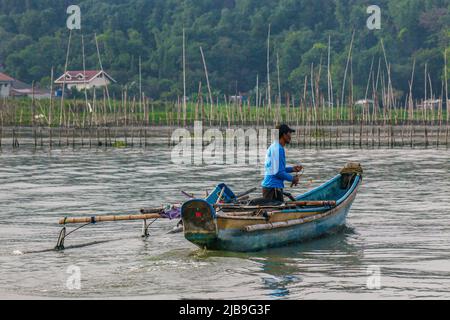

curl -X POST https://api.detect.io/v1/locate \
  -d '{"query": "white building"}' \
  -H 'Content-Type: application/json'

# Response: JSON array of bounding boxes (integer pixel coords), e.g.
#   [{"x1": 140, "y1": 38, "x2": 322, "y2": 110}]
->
[
  {"x1": 0, "y1": 72, "x2": 14, "y2": 97},
  {"x1": 418, "y1": 99, "x2": 441, "y2": 110},
  {"x1": 0, "y1": 72, "x2": 51, "y2": 99},
  {"x1": 10, "y1": 88, "x2": 52, "y2": 99},
  {"x1": 355, "y1": 99, "x2": 374, "y2": 106},
  {"x1": 54, "y1": 70, "x2": 116, "y2": 91}
]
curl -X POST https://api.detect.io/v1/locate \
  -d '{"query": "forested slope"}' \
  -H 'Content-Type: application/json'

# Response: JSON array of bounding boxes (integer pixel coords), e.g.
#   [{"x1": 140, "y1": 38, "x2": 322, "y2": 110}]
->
[{"x1": 0, "y1": 0, "x2": 448, "y2": 100}]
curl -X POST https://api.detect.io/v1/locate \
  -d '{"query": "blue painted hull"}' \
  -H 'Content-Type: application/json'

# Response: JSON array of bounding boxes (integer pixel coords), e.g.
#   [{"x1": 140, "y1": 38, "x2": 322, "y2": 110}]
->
[
  {"x1": 182, "y1": 166, "x2": 362, "y2": 252},
  {"x1": 211, "y1": 195, "x2": 354, "y2": 252}
]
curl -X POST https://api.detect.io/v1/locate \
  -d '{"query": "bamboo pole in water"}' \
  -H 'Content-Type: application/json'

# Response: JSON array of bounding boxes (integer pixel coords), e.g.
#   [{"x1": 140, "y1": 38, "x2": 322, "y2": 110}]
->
[
  {"x1": 200, "y1": 46, "x2": 213, "y2": 126},
  {"x1": 32, "y1": 81, "x2": 37, "y2": 148},
  {"x1": 139, "y1": 55, "x2": 142, "y2": 125},
  {"x1": 437, "y1": 82, "x2": 443, "y2": 148},
  {"x1": 49, "y1": 66, "x2": 54, "y2": 127},
  {"x1": 327, "y1": 35, "x2": 332, "y2": 126},
  {"x1": 276, "y1": 52, "x2": 281, "y2": 125},
  {"x1": 0, "y1": 111, "x2": 2, "y2": 149},
  {"x1": 152, "y1": 99, "x2": 156, "y2": 126},
  {"x1": 224, "y1": 95, "x2": 230, "y2": 128},
  {"x1": 82, "y1": 34, "x2": 89, "y2": 127},
  {"x1": 177, "y1": 96, "x2": 181, "y2": 126},
  {"x1": 95, "y1": 33, "x2": 113, "y2": 116},
  {"x1": 182, "y1": 28, "x2": 187, "y2": 127},
  {"x1": 445, "y1": 49, "x2": 449, "y2": 148},
  {"x1": 60, "y1": 30, "x2": 72, "y2": 127},
  {"x1": 341, "y1": 30, "x2": 355, "y2": 110},
  {"x1": 266, "y1": 24, "x2": 272, "y2": 111}
]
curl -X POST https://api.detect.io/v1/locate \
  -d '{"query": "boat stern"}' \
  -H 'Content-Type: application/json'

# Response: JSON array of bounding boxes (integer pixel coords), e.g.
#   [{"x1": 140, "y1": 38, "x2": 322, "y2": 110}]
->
[{"x1": 181, "y1": 199, "x2": 218, "y2": 248}]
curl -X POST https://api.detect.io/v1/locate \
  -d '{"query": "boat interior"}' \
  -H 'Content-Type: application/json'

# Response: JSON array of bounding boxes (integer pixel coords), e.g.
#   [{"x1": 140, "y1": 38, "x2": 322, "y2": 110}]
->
[{"x1": 213, "y1": 172, "x2": 361, "y2": 218}]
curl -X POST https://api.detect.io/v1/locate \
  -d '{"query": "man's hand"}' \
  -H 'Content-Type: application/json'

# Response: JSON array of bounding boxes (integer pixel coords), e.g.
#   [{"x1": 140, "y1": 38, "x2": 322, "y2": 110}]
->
[
  {"x1": 291, "y1": 175, "x2": 300, "y2": 187},
  {"x1": 293, "y1": 165, "x2": 304, "y2": 173}
]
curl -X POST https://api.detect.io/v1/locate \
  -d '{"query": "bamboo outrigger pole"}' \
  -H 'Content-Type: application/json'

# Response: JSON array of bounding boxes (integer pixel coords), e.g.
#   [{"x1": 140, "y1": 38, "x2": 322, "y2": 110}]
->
[{"x1": 59, "y1": 213, "x2": 162, "y2": 225}]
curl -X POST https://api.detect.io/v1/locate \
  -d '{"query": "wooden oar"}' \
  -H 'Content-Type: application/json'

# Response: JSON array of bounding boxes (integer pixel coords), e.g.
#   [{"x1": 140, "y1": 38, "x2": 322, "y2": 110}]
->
[{"x1": 59, "y1": 213, "x2": 162, "y2": 225}]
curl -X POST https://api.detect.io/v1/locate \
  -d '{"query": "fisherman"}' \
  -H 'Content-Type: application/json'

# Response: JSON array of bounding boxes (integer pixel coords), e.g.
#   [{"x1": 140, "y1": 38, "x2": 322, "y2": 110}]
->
[{"x1": 261, "y1": 124, "x2": 303, "y2": 202}]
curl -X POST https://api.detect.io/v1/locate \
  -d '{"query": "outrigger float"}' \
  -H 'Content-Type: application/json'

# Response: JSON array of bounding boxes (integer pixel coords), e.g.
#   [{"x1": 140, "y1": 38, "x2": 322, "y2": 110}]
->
[
  {"x1": 54, "y1": 189, "x2": 256, "y2": 250},
  {"x1": 55, "y1": 163, "x2": 362, "y2": 252}
]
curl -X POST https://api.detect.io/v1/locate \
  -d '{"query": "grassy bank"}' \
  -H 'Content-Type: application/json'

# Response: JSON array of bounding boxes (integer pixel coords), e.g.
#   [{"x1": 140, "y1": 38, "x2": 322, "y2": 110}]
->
[{"x1": 0, "y1": 97, "x2": 448, "y2": 128}]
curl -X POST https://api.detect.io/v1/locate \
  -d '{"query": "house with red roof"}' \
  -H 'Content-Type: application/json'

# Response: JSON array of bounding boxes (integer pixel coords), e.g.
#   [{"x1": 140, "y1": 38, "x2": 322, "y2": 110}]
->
[
  {"x1": 54, "y1": 70, "x2": 116, "y2": 91},
  {"x1": 0, "y1": 72, "x2": 14, "y2": 97}
]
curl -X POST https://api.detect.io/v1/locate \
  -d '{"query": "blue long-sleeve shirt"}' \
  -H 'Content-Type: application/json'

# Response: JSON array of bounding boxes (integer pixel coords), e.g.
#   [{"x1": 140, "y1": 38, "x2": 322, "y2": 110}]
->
[{"x1": 261, "y1": 142, "x2": 294, "y2": 189}]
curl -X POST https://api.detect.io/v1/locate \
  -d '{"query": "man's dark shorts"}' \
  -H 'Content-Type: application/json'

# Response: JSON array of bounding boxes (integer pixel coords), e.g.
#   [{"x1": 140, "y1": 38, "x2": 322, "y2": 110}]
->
[{"x1": 262, "y1": 188, "x2": 284, "y2": 202}]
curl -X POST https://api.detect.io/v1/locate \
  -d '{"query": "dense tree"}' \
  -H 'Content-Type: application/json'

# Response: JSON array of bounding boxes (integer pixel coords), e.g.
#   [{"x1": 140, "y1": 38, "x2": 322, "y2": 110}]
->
[{"x1": 0, "y1": 0, "x2": 448, "y2": 100}]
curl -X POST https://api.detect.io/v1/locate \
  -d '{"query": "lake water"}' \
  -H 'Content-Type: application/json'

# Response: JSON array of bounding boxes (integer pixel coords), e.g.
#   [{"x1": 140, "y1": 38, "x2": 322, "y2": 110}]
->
[{"x1": 0, "y1": 143, "x2": 449, "y2": 299}]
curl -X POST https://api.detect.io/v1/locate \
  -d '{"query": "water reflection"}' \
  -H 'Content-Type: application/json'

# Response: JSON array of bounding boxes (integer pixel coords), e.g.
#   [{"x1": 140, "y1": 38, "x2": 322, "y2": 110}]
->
[{"x1": 201, "y1": 226, "x2": 364, "y2": 298}]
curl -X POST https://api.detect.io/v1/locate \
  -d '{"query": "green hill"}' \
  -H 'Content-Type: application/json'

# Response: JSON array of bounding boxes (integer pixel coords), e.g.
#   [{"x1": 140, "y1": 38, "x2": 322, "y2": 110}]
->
[{"x1": 0, "y1": 0, "x2": 448, "y2": 100}]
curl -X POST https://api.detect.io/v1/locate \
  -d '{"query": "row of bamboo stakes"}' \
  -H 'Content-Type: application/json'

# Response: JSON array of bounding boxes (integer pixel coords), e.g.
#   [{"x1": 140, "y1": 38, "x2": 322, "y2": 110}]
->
[
  {"x1": 0, "y1": 92, "x2": 448, "y2": 127},
  {"x1": 0, "y1": 123, "x2": 447, "y2": 149},
  {"x1": 0, "y1": 92, "x2": 449, "y2": 149},
  {"x1": 0, "y1": 78, "x2": 448, "y2": 149}
]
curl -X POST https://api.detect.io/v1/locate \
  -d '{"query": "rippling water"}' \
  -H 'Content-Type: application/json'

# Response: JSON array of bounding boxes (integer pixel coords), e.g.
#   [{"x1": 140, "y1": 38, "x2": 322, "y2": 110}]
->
[{"x1": 0, "y1": 142, "x2": 449, "y2": 299}]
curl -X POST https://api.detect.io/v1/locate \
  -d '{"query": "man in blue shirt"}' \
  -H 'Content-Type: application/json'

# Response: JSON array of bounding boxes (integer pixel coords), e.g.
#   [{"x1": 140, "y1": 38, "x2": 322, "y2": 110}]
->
[{"x1": 261, "y1": 124, "x2": 303, "y2": 202}]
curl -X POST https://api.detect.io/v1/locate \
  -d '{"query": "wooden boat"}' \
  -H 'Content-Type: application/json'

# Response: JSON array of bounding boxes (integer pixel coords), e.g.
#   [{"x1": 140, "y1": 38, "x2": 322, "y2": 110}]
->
[{"x1": 181, "y1": 162, "x2": 363, "y2": 252}]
